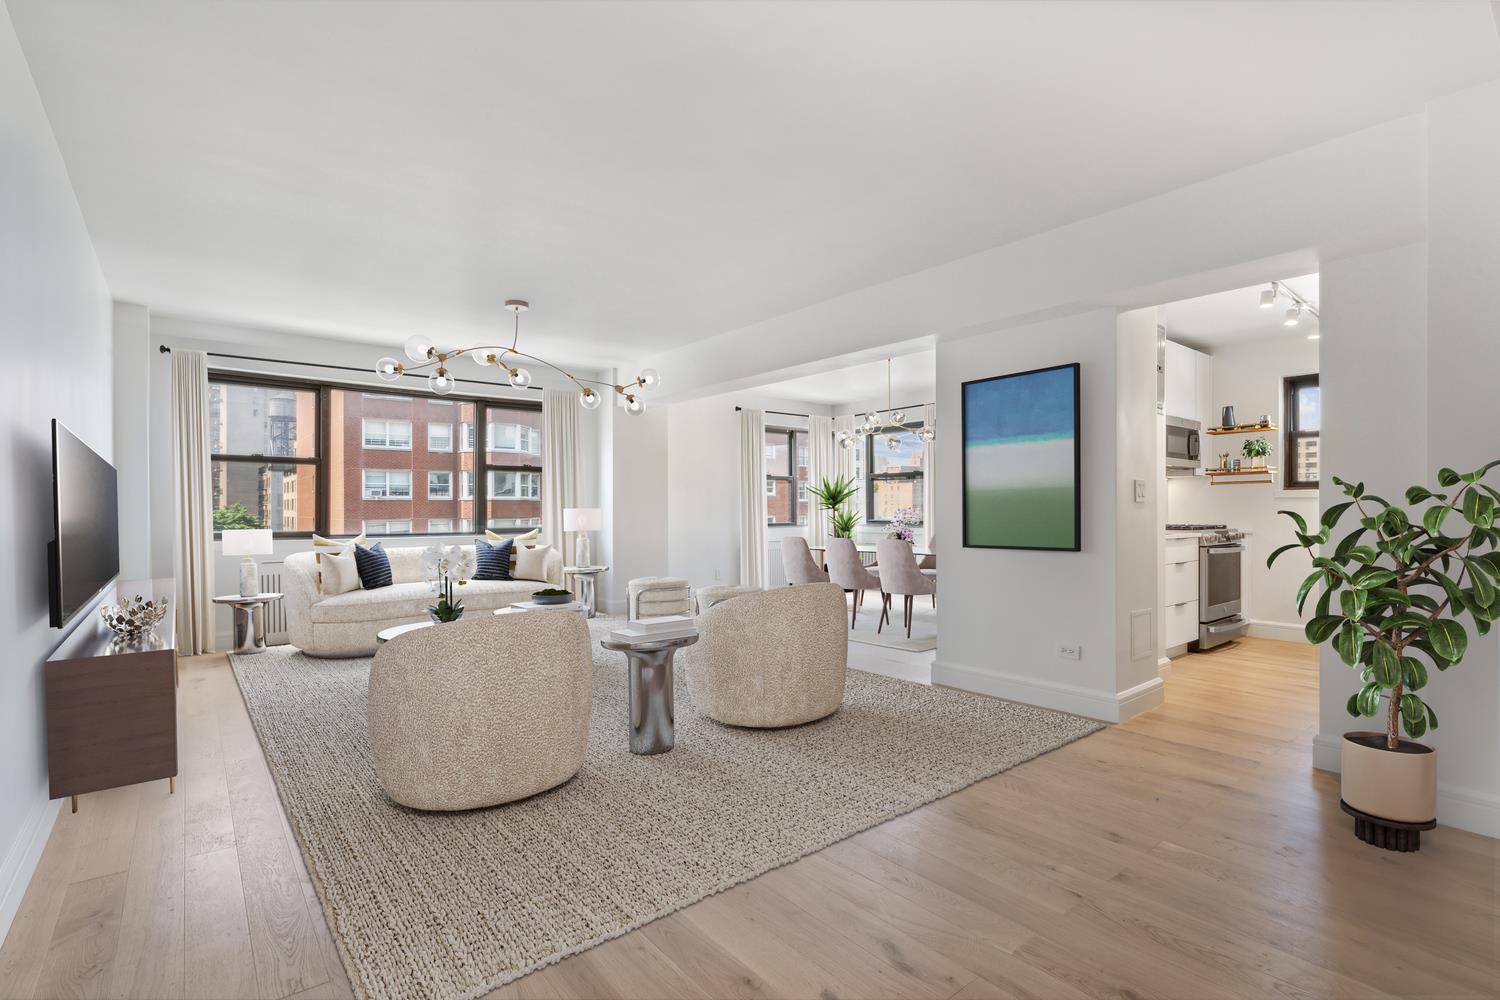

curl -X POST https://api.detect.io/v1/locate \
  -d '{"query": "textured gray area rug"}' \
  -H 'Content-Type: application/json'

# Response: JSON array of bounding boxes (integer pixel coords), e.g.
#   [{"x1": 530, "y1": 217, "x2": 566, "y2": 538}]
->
[{"x1": 230, "y1": 619, "x2": 1101, "y2": 1000}]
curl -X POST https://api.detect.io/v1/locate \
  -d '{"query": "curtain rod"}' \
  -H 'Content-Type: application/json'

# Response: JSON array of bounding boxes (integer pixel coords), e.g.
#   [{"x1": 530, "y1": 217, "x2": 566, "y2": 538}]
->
[
  {"x1": 734, "y1": 403, "x2": 934, "y2": 419},
  {"x1": 158, "y1": 344, "x2": 544, "y2": 392}
]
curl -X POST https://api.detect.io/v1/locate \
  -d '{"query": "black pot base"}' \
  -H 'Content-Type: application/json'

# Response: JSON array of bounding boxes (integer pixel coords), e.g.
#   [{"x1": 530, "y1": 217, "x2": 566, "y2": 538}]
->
[{"x1": 1340, "y1": 800, "x2": 1436, "y2": 852}]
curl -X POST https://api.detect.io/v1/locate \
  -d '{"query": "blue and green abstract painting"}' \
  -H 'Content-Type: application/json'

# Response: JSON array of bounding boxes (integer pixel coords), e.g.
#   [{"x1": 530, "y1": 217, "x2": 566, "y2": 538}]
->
[{"x1": 962, "y1": 364, "x2": 1079, "y2": 550}]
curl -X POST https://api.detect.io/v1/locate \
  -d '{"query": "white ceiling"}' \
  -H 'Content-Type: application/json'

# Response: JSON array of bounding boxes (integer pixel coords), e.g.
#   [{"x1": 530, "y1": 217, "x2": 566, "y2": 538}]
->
[
  {"x1": 1161, "y1": 274, "x2": 1320, "y2": 350},
  {"x1": 9, "y1": 2, "x2": 1498, "y2": 367},
  {"x1": 753, "y1": 352, "x2": 936, "y2": 409}
]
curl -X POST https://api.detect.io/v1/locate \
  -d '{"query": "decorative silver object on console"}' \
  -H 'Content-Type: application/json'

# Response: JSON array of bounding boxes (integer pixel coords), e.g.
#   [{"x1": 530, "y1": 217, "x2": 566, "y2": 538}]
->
[{"x1": 100, "y1": 594, "x2": 170, "y2": 640}]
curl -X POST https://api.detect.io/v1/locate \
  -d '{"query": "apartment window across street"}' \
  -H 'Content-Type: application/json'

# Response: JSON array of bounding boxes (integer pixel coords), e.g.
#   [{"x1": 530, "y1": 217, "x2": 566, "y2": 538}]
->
[
  {"x1": 362, "y1": 418, "x2": 412, "y2": 449},
  {"x1": 866, "y1": 427, "x2": 926, "y2": 524},
  {"x1": 765, "y1": 428, "x2": 809, "y2": 526},
  {"x1": 208, "y1": 375, "x2": 545, "y2": 538},
  {"x1": 1284, "y1": 373, "x2": 1320, "y2": 490},
  {"x1": 364, "y1": 469, "x2": 412, "y2": 500}
]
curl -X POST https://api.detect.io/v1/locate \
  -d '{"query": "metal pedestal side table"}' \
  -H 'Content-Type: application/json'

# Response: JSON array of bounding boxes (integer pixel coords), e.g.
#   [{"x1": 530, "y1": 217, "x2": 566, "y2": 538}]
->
[
  {"x1": 212, "y1": 593, "x2": 283, "y2": 654},
  {"x1": 600, "y1": 634, "x2": 699, "y2": 754},
  {"x1": 563, "y1": 565, "x2": 609, "y2": 618}
]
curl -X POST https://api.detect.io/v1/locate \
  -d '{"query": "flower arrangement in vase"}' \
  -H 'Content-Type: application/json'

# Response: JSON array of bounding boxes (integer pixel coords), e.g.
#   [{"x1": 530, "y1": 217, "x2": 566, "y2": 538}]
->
[
  {"x1": 423, "y1": 544, "x2": 475, "y2": 623},
  {"x1": 888, "y1": 507, "x2": 922, "y2": 543}
]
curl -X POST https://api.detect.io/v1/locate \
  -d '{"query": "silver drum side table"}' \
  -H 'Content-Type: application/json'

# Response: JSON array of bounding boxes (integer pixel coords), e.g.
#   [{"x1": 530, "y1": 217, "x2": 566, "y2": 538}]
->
[
  {"x1": 563, "y1": 565, "x2": 609, "y2": 618},
  {"x1": 212, "y1": 593, "x2": 284, "y2": 654},
  {"x1": 600, "y1": 633, "x2": 698, "y2": 754}
]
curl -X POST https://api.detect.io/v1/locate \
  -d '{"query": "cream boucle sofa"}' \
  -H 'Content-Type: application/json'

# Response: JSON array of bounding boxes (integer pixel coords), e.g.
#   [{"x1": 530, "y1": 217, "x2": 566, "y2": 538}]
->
[
  {"x1": 367, "y1": 613, "x2": 592, "y2": 810},
  {"x1": 282, "y1": 543, "x2": 564, "y2": 658},
  {"x1": 683, "y1": 582, "x2": 848, "y2": 728}
]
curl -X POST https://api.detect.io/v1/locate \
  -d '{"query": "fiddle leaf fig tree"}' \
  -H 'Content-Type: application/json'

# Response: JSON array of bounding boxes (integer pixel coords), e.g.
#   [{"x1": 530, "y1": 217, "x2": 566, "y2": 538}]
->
[{"x1": 1268, "y1": 462, "x2": 1500, "y2": 750}]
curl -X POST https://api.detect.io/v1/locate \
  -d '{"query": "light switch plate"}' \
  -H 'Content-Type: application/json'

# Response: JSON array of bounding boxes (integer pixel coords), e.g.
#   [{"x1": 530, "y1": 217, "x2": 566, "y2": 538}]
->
[
  {"x1": 1133, "y1": 478, "x2": 1147, "y2": 503},
  {"x1": 1057, "y1": 643, "x2": 1082, "y2": 660}
]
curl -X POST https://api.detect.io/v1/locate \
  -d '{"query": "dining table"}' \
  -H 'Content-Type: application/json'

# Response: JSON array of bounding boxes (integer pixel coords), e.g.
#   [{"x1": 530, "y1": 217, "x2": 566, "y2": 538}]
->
[{"x1": 806, "y1": 541, "x2": 932, "y2": 565}]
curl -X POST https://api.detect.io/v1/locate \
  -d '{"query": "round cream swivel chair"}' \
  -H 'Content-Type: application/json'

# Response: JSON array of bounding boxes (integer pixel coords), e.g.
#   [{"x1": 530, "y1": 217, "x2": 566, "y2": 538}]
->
[{"x1": 367, "y1": 613, "x2": 592, "y2": 811}]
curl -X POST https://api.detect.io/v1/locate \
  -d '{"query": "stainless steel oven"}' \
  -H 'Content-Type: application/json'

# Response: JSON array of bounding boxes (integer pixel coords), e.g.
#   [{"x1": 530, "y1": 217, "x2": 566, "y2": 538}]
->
[
  {"x1": 1198, "y1": 532, "x2": 1248, "y2": 649},
  {"x1": 1165, "y1": 416, "x2": 1201, "y2": 476}
]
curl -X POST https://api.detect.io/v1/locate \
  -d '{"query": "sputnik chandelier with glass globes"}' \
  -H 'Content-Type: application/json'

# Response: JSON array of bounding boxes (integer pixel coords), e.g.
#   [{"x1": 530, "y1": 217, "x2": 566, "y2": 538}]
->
[
  {"x1": 837, "y1": 357, "x2": 935, "y2": 452},
  {"x1": 373, "y1": 299, "x2": 659, "y2": 414}
]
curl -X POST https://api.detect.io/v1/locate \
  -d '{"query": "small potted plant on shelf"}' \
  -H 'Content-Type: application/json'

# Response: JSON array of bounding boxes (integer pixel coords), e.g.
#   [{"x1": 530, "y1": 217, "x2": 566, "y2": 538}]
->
[
  {"x1": 423, "y1": 544, "x2": 475, "y2": 623},
  {"x1": 1268, "y1": 462, "x2": 1500, "y2": 851},
  {"x1": 1241, "y1": 437, "x2": 1271, "y2": 470},
  {"x1": 812, "y1": 476, "x2": 862, "y2": 539}
]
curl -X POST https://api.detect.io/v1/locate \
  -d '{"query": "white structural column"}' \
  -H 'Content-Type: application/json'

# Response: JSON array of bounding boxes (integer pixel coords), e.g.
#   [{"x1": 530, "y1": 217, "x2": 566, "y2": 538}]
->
[
  {"x1": 737, "y1": 408, "x2": 768, "y2": 588},
  {"x1": 805, "y1": 414, "x2": 835, "y2": 549},
  {"x1": 171, "y1": 348, "x2": 215, "y2": 653},
  {"x1": 922, "y1": 403, "x2": 937, "y2": 544},
  {"x1": 542, "y1": 389, "x2": 581, "y2": 570}
]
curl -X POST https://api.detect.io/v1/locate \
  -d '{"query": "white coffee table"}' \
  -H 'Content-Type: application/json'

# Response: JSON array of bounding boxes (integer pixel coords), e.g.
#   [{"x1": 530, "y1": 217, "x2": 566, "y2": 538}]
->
[
  {"x1": 495, "y1": 600, "x2": 587, "y2": 615},
  {"x1": 376, "y1": 620, "x2": 433, "y2": 644}
]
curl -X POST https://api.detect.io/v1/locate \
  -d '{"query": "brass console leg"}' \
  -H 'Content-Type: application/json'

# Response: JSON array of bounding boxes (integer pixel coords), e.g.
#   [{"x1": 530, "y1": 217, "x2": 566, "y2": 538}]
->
[
  {"x1": 70, "y1": 795, "x2": 78, "y2": 814},
  {"x1": 169, "y1": 776, "x2": 176, "y2": 794}
]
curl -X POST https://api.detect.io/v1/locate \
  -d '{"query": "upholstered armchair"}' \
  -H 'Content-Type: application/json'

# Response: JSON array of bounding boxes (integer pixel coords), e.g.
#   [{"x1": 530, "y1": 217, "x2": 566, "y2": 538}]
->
[
  {"x1": 781, "y1": 536, "x2": 830, "y2": 585},
  {"x1": 366, "y1": 613, "x2": 592, "y2": 811},
  {"x1": 682, "y1": 583, "x2": 848, "y2": 728},
  {"x1": 875, "y1": 537, "x2": 936, "y2": 638},
  {"x1": 826, "y1": 537, "x2": 880, "y2": 627}
]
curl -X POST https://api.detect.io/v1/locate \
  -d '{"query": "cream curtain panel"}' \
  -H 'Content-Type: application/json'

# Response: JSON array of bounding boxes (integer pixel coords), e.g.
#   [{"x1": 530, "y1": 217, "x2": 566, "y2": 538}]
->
[
  {"x1": 737, "y1": 408, "x2": 768, "y2": 588},
  {"x1": 541, "y1": 389, "x2": 581, "y2": 577},
  {"x1": 805, "y1": 415, "x2": 835, "y2": 548},
  {"x1": 922, "y1": 403, "x2": 937, "y2": 546},
  {"x1": 172, "y1": 349, "x2": 214, "y2": 654}
]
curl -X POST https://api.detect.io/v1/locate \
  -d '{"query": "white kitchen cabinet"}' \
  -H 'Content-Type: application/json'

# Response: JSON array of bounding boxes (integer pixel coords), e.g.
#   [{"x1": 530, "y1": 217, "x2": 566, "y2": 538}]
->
[
  {"x1": 1163, "y1": 340, "x2": 1216, "y2": 427},
  {"x1": 1164, "y1": 535, "x2": 1200, "y2": 650},
  {"x1": 1165, "y1": 598, "x2": 1199, "y2": 648}
]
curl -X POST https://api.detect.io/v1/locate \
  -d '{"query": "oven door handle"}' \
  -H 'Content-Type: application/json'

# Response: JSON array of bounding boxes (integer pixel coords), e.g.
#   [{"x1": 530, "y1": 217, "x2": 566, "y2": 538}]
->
[{"x1": 1204, "y1": 544, "x2": 1245, "y2": 554}]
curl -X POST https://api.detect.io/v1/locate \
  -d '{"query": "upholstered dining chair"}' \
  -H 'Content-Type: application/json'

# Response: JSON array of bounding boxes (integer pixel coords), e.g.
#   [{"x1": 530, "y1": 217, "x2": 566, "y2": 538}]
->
[
  {"x1": 826, "y1": 537, "x2": 881, "y2": 627},
  {"x1": 918, "y1": 532, "x2": 937, "y2": 606},
  {"x1": 875, "y1": 537, "x2": 937, "y2": 638},
  {"x1": 781, "y1": 536, "x2": 830, "y2": 586}
]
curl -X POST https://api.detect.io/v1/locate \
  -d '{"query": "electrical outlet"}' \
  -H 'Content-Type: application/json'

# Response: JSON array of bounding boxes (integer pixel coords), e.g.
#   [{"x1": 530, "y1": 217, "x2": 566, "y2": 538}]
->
[
  {"x1": 713, "y1": 568, "x2": 721, "y2": 581},
  {"x1": 1057, "y1": 643, "x2": 1082, "y2": 660}
]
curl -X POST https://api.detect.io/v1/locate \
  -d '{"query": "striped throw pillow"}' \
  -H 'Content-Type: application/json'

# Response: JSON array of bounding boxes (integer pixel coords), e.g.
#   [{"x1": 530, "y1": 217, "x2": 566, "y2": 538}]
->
[
  {"x1": 474, "y1": 538, "x2": 513, "y2": 581},
  {"x1": 353, "y1": 542, "x2": 393, "y2": 590}
]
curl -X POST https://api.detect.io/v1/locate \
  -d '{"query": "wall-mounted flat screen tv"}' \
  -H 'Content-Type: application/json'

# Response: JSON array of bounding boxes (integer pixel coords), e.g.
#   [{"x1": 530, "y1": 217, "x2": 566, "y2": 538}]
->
[{"x1": 49, "y1": 420, "x2": 120, "y2": 627}]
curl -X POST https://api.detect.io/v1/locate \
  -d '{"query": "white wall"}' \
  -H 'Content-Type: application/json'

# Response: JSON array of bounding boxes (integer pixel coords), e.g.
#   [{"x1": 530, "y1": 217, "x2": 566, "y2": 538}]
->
[
  {"x1": 932, "y1": 309, "x2": 1162, "y2": 723},
  {"x1": 599, "y1": 398, "x2": 668, "y2": 614},
  {"x1": 1115, "y1": 309, "x2": 1163, "y2": 700},
  {"x1": 0, "y1": 2, "x2": 113, "y2": 936},
  {"x1": 124, "y1": 313, "x2": 607, "y2": 649},
  {"x1": 1167, "y1": 332, "x2": 1321, "y2": 639}
]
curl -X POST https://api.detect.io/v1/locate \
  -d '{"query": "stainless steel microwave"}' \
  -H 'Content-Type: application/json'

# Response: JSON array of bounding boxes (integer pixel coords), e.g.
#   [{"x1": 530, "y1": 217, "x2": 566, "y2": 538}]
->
[{"x1": 1166, "y1": 416, "x2": 1201, "y2": 476}]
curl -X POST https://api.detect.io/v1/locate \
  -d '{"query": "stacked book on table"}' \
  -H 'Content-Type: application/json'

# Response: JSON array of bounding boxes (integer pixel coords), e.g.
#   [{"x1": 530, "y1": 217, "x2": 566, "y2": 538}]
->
[{"x1": 608, "y1": 614, "x2": 698, "y2": 644}]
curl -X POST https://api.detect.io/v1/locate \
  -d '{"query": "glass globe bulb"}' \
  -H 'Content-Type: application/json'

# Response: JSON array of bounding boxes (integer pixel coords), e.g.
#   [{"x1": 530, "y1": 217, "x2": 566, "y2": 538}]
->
[
  {"x1": 638, "y1": 368, "x2": 660, "y2": 390},
  {"x1": 471, "y1": 348, "x2": 497, "y2": 367},
  {"x1": 919, "y1": 426, "x2": 936, "y2": 442},
  {"x1": 579, "y1": 387, "x2": 602, "y2": 410},
  {"x1": 890, "y1": 410, "x2": 906, "y2": 424},
  {"x1": 404, "y1": 335, "x2": 435, "y2": 363},
  {"x1": 840, "y1": 436, "x2": 857, "y2": 450},
  {"x1": 428, "y1": 369, "x2": 456, "y2": 395},
  {"x1": 625, "y1": 395, "x2": 646, "y2": 416},
  {"x1": 375, "y1": 357, "x2": 402, "y2": 382},
  {"x1": 884, "y1": 435, "x2": 900, "y2": 449},
  {"x1": 508, "y1": 367, "x2": 532, "y2": 389}
]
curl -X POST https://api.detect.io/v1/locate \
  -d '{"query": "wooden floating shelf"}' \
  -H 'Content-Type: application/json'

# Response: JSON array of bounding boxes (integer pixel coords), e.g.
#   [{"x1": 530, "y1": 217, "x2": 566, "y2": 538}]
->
[
  {"x1": 1205, "y1": 466, "x2": 1276, "y2": 485},
  {"x1": 1206, "y1": 424, "x2": 1277, "y2": 435}
]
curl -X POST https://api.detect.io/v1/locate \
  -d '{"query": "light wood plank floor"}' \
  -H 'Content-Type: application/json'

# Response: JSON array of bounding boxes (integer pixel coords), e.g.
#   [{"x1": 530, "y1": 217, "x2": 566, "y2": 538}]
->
[{"x1": 3, "y1": 638, "x2": 1495, "y2": 1000}]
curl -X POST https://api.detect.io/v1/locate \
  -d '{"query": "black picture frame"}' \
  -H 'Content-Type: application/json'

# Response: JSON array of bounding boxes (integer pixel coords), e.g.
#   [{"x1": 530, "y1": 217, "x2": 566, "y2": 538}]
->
[{"x1": 960, "y1": 362, "x2": 1081, "y2": 552}]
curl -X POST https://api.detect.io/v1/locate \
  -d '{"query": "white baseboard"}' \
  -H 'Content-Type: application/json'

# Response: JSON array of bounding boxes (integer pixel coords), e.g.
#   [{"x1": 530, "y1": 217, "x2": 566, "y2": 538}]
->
[
  {"x1": 0, "y1": 794, "x2": 62, "y2": 946},
  {"x1": 1311, "y1": 732, "x2": 1498, "y2": 838},
  {"x1": 1157, "y1": 656, "x2": 1172, "y2": 680},
  {"x1": 931, "y1": 659, "x2": 1162, "y2": 723},
  {"x1": 1248, "y1": 619, "x2": 1307, "y2": 643}
]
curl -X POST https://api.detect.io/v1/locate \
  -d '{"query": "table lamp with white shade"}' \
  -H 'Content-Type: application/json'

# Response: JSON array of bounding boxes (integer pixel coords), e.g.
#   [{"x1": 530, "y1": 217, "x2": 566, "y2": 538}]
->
[
  {"x1": 563, "y1": 507, "x2": 602, "y2": 568},
  {"x1": 222, "y1": 528, "x2": 273, "y2": 598}
]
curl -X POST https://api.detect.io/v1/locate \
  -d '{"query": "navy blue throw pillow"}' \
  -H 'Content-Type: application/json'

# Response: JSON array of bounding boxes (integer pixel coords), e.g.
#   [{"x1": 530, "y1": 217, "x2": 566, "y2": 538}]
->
[
  {"x1": 353, "y1": 542, "x2": 392, "y2": 590},
  {"x1": 474, "y1": 537, "x2": 513, "y2": 581}
]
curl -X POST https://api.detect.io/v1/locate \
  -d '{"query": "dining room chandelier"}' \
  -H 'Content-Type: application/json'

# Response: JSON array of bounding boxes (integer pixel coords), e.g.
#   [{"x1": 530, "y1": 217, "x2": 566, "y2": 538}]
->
[
  {"x1": 374, "y1": 299, "x2": 658, "y2": 414},
  {"x1": 837, "y1": 357, "x2": 935, "y2": 450}
]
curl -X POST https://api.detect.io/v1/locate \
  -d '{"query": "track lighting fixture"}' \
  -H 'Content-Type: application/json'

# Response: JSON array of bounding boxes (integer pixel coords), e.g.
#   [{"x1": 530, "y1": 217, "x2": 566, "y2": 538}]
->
[
  {"x1": 1284, "y1": 304, "x2": 1302, "y2": 327},
  {"x1": 1259, "y1": 283, "x2": 1278, "y2": 309}
]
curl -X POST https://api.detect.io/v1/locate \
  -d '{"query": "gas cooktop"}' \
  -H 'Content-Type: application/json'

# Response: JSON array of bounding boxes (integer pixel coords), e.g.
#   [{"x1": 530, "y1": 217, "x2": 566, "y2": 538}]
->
[{"x1": 1165, "y1": 523, "x2": 1227, "y2": 531}]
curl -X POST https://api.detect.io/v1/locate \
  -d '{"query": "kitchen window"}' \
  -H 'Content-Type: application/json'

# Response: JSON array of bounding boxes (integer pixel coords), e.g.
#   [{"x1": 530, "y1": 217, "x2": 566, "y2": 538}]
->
[{"x1": 1284, "y1": 374, "x2": 1320, "y2": 490}]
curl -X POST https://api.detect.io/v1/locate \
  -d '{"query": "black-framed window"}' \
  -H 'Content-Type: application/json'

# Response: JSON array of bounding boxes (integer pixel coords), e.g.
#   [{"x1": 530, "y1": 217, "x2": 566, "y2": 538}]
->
[
  {"x1": 1284, "y1": 373, "x2": 1320, "y2": 490},
  {"x1": 765, "y1": 428, "x2": 809, "y2": 526},
  {"x1": 865, "y1": 425, "x2": 926, "y2": 524},
  {"x1": 209, "y1": 372, "x2": 544, "y2": 539}
]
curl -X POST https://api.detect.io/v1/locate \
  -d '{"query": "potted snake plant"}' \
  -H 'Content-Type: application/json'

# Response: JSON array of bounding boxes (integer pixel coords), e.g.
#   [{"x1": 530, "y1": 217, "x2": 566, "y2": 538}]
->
[{"x1": 1268, "y1": 462, "x2": 1500, "y2": 850}]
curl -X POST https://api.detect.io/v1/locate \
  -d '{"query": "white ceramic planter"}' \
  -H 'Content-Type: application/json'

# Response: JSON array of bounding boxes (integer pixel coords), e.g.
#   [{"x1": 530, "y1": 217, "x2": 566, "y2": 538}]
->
[{"x1": 1340, "y1": 731, "x2": 1436, "y2": 824}]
